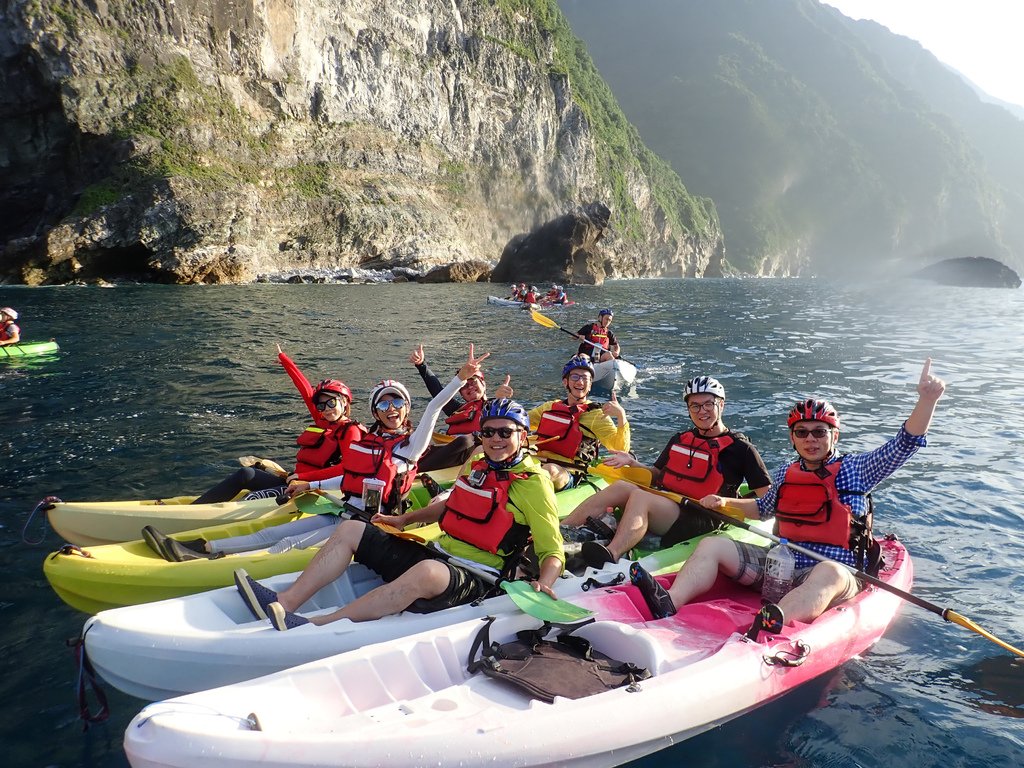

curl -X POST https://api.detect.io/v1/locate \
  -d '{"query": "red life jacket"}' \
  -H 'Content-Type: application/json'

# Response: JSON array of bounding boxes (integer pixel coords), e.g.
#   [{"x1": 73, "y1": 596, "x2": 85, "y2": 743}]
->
[
  {"x1": 444, "y1": 399, "x2": 484, "y2": 435},
  {"x1": 535, "y1": 400, "x2": 597, "y2": 462},
  {"x1": 659, "y1": 430, "x2": 734, "y2": 499},
  {"x1": 293, "y1": 420, "x2": 361, "y2": 474},
  {"x1": 774, "y1": 460, "x2": 855, "y2": 548},
  {"x1": 584, "y1": 322, "x2": 610, "y2": 351},
  {"x1": 439, "y1": 461, "x2": 532, "y2": 555},
  {"x1": 339, "y1": 431, "x2": 417, "y2": 513}
]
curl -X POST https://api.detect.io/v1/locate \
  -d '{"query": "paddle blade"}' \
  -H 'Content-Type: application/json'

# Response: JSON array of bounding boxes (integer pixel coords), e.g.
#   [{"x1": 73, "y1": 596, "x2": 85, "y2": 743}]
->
[
  {"x1": 945, "y1": 610, "x2": 1024, "y2": 659},
  {"x1": 529, "y1": 309, "x2": 559, "y2": 329},
  {"x1": 292, "y1": 492, "x2": 343, "y2": 515},
  {"x1": 503, "y1": 580, "x2": 594, "y2": 622}
]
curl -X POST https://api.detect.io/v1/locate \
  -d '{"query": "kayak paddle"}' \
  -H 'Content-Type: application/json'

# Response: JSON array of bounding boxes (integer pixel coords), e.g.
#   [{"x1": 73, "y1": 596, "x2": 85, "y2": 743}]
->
[
  {"x1": 291, "y1": 491, "x2": 427, "y2": 542},
  {"x1": 591, "y1": 464, "x2": 1024, "y2": 659},
  {"x1": 529, "y1": 309, "x2": 637, "y2": 367}
]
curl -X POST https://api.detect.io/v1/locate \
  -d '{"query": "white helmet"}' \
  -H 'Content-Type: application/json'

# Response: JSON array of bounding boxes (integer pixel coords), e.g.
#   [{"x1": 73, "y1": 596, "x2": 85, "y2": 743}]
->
[
  {"x1": 0, "y1": 307, "x2": 17, "y2": 320},
  {"x1": 369, "y1": 379, "x2": 411, "y2": 412},
  {"x1": 684, "y1": 376, "x2": 725, "y2": 400}
]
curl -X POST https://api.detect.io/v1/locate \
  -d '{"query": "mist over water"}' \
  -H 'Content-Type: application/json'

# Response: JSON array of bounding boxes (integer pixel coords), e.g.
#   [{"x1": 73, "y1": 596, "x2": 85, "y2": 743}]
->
[{"x1": 2, "y1": 278, "x2": 1022, "y2": 767}]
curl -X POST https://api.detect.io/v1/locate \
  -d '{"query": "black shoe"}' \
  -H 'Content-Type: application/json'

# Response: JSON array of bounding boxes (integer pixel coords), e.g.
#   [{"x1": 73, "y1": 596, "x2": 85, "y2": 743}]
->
[
  {"x1": 420, "y1": 474, "x2": 444, "y2": 498},
  {"x1": 745, "y1": 602, "x2": 785, "y2": 640},
  {"x1": 142, "y1": 525, "x2": 217, "y2": 562},
  {"x1": 629, "y1": 562, "x2": 677, "y2": 619},
  {"x1": 581, "y1": 541, "x2": 616, "y2": 569}
]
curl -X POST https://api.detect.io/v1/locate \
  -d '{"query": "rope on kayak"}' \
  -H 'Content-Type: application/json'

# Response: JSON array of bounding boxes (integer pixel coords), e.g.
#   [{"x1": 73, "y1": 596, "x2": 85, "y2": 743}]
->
[
  {"x1": 763, "y1": 640, "x2": 811, "y2": 668},
  {"x1": 49, "y1": 544, "x2": 94, "y2": 560},
  {"x1": 68, "y1": 628, "x2": 109, "y2": 729},
  {"x1": 22, "y1": 495, "x2": 61, "y2": 545},
  {"x1": 580, "y1": 572, "x2": 626, "y2": 591}
]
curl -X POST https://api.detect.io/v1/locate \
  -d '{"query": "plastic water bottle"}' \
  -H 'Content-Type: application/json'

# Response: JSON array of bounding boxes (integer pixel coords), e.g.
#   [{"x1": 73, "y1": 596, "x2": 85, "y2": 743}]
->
[{"x1": 762, "y1": 539, "x2": 795, "y2": 604}]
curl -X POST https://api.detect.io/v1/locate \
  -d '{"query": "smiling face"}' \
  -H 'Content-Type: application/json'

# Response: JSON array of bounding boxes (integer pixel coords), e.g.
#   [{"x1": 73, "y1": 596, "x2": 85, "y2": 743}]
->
[
  {"x1": 459, "y1": 376, "x2": 485, "y2": 402},
  {"x1": 315, "y1": 394, "x2": 349, "y2": 423},
  {"x1": 685, "y1": 393, "x2": 723, "y2": 433},
  {"x1": 479, "y1": 418, "x2": 524, "y2": 463},
  {"x1": 788, "y1": 420, "x2": 839, "y2": 464},
  {"x1": 373, "y1": 397, "x2": 409, "y2": 431},
  {"x1": 563, "y1": 369, "x2": 593, "y2": 402}
]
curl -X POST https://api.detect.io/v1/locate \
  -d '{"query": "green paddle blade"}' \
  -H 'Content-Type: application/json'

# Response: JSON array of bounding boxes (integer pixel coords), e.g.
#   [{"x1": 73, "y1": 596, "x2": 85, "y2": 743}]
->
[
  {"x1": 292, "y1": 492, "x2": 344, "y2": 515},
  {"x1": 502, "y1": 580, "x2": 594, "y2": 622}
]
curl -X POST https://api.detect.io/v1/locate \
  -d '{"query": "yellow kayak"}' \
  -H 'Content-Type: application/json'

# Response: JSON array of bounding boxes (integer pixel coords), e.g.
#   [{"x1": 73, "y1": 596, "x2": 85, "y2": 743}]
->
[{"x1": 44, "y1": 476, "x2": 606, "y2": 614}]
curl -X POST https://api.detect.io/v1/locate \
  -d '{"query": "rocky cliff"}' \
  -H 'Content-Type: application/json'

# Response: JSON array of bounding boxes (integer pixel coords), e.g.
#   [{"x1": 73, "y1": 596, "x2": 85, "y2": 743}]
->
[{"x1": 0, "y1": 0, "x2": 721, "y2": 284}]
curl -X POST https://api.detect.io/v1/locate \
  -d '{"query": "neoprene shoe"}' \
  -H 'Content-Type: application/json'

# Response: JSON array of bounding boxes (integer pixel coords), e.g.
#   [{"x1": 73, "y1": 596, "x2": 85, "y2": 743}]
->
[
  {"x1": 581, "y1": 541, "x2": 616, "y2": 569},
  {"x1": 142, "y1": 525, "x2": 219, "y2": 562},
  {"x1": 629, "y1": 562, "x2": 677, "y2": 619}
]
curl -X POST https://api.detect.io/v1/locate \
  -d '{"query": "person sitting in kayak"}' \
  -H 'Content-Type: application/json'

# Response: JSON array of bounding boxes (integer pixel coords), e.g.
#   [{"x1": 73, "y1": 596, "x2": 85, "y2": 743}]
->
[
  {"x1": 549, "y1": 285, "x2": 569, "y2": 305},
  {"x1": 653, "y1": 359, "x2": 945, "y2": 626},
  {"x1": 528, "y1": 354, "x2": 630, "y2": 491},
  {"x1": 233, "y1": 398, "x2": 565, "y2": 631},
  {"x1": 408, "y1": 343, "x2": 514, "y2": 472},
  {"x1": 561, "y1": 375, "x2": 771, "y2": 568},
  {"x1": 0, "y1": 307, "x2": 21, "y2": 346},
  {"x1": 522, "y1": 285, "x2": 539, "y2": 305},
  {"x1": 505, "y1": 283, "x2": 521, "y2": 300},
  {"x1": 575, "y1": 309, "x2": 618, "y2": 362},
  {"x1": 185, "y1": 345, "x2": 365, "y2": 506},
  {"x1": 143, "y1": 346, "x2": 490, "y2": 562}
]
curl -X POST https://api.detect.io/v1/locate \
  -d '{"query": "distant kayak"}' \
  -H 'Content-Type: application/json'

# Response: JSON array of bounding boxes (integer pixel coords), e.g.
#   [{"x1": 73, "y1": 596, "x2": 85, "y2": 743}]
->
[
  {"x1": 486, "y1": 295, "x2": 539, "y2": 309},
  {"x1": 0, "y1": 340, "x2": 59, "y2": 358}
]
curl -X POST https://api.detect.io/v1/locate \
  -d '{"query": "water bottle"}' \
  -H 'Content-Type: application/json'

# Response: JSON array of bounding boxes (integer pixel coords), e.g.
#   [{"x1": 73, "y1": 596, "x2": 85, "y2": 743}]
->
[{"x1": 762, "y1": 539, "x2": 795, "y2": 604}]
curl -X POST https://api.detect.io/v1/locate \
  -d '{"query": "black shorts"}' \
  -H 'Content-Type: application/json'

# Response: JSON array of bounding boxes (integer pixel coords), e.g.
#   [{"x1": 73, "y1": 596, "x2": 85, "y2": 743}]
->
[
  {"x1": 660, "y1": 503, "x2": 723, "y2": 548},
  {"x1": 353, "y1": 524, "x2": 493, "y2": 613}
]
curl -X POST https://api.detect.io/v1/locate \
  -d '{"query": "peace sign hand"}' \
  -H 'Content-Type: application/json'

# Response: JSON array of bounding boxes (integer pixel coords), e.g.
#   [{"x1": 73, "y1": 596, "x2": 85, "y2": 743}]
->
[
  {"x1": 457, "y1": 343, "x2": 491, "y2": 381},
  {"x1": 917, "y1": 358, "x2": 946, "y2": 402}
]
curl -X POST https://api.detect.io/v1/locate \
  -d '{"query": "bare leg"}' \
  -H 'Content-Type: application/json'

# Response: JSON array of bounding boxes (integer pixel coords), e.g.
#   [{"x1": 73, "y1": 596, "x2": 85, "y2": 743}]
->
[
  {"x1": 606, "y1": 491, "x2": 683, "y2": 560},
  {"x1": 666, "y1": 537, "x2": 742, "y2": 608},
  {"x1": 309, "y1": 559, "x2": 453, "y2": 625},
  {"x1": 560, "y1": 480, "x2": 636, "y2": 527},
  {"x1": 275, "y1": 519, "x2": 366, "y2": 612},
  {"x1": 777, "y1": 562, "x2": 851, "y2": 624},
  {"x1": 541, "y1": 463, "x2": 570, "y2": 491}
]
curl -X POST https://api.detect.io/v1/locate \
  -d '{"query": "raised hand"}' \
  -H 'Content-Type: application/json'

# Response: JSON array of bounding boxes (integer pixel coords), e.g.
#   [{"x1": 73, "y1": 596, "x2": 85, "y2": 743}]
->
[
  {"x1": 276, "y1": 343, "x2": 283, "y2": 354},
  {"x1": 602, "y1": 389, "x2": 625, "y2": 421},
  {"x1": 494, "y1": 374, "x2": 514, "y2": 399},
  {"x1": 917, "y1": 358, "x2": 946, "y2": 402},
  {"x1": 457, "y1": 342, "x2": 491, "y2": 381},
  {"x1": 409, "y1": 344, "x2": 425, "y2": 366}
]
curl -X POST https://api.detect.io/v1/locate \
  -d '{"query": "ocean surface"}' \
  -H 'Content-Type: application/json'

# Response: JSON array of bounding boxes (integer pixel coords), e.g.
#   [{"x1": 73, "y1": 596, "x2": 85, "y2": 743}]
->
[{"x1": 1, "y1": 278, "x2": 1023, "y2": 767}]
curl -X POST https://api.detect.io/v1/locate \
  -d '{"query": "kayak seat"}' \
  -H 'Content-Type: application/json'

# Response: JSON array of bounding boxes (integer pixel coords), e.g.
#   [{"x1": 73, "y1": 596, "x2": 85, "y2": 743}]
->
[{"x1": 572, "y1": 621, "x2": 666, "y2": 678}]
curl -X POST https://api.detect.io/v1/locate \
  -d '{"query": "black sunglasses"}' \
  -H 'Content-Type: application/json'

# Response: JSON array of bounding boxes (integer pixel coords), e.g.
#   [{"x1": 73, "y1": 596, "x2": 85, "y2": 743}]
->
[
  {"x1": 791, "y1": 427, "x2": 831, "y2": 439},
  {"x1": 315, "y1": 397, "x2": 340, "y2": 411},
  {"x1": 479, "y1": 426, "x2": 522, "y2": 439}
]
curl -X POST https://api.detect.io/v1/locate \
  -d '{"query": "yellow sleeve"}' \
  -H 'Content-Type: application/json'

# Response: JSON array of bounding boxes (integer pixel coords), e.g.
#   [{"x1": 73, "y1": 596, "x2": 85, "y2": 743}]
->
[
  {"x1": 508, "y1": 471, "x2": 565, "y2": 568},
  {"x1": 580, "y1": 408, "x2": 631, "y2": 453}
]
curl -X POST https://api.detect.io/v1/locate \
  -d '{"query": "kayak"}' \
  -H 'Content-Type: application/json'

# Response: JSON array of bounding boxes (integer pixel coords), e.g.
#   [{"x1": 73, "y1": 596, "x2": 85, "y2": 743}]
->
[
  {"x1": 486, "y1": 295, "x2": 539, "y2": 310},
  {"x1": 45, "y1": 476, "x2": 605, "y2": 615},
  {"x1": 123, "y1": 537, "x2": 911, "y2": 768},
  {"x1": 83, "y1": 520, "x2": 766, "y2": 701},
  {"x1": 592, "y1": 357, "x2": 637, "y2": 392},
  {"x1": 0, "y1": 340, "x2": 59, "y2": 358},
  {"x1": 44, "y1": 466, "x2": 461, "y2": 547}
]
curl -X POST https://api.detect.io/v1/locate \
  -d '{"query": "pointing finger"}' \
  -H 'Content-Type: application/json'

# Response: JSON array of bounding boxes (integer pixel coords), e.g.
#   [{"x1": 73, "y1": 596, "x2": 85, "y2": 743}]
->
[
  {"x1": 920, "y1": 357, "x2": 932, "y2": 382},
  {"x1": 503, "y1": 374, "x2": 511, "y2": 386}
]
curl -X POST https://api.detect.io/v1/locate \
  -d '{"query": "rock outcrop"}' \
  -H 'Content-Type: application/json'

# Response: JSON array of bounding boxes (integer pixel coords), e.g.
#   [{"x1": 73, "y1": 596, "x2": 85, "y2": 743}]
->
[
  {"x1": 0, "y1": 0, "x2": 722, "y2": 284},
  {"x1": 909, "y1": 257, "x2": 1022, "y2": 289}
]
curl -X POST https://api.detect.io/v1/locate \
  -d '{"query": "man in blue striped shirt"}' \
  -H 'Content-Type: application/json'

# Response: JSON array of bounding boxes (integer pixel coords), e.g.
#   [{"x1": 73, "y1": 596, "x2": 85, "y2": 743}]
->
[{"x1": 657, "y1": 359, "x2": 945, "y2": 626}]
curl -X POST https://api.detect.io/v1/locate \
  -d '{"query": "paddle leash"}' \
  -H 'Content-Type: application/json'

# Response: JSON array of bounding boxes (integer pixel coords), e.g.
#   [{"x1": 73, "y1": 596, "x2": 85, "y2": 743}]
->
[
  {"x1": 529, "y1": 310, "x2": 637, "y2": 366},
  {"x1": 592, "y1": 463, "x2": 1024, "y2": 659}
]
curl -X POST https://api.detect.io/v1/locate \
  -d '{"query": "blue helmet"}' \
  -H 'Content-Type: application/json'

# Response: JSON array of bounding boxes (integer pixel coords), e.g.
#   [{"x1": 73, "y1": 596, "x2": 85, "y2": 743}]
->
[
  {"x1": 562, "y1": 353, "x2": 595, "y2": 379},
  {"x1": 479, "y1": 398, "x2": 530, "y2": 429},
  {"x1": 598, "y1": 308, "x2": 613, "y2": 317}
]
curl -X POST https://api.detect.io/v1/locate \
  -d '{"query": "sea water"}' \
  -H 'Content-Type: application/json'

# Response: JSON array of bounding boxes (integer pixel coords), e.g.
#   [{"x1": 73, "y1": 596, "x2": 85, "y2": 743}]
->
[{"x1": 1, "y1": 278, "x2": 1022, "y2": 767}]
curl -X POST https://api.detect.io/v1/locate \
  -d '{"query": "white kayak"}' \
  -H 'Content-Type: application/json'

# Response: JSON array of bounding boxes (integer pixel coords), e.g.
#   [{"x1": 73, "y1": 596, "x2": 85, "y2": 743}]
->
[
  {"x1": 85, "y1": 525, "x2": 768, "y2": 701},
  {"x1": 592, "y1": 357, "x2": 637, "y2": 392},
  {"x1": 486, "y1": 295, "x2": 539, "y2": 309},
  {"x1": 124, "y1": 537, "x2": 911, "y2": 768}
]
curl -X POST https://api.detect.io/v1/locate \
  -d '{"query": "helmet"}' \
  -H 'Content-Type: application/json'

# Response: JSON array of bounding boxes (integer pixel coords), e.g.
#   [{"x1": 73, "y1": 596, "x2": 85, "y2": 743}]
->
[
  {"x1": 0, "y1": 307, "x2": 17, "y2": 320},
  {"x1": 314, "y1": 378, "x2": 352, "y2": 403},
  {"x1": 562, "y1": 353, "x2": 595, "y2": 379},
  {"x1": 479, "y1": 398, "x2": 530, "y2": 430},
  {"x1": 788, "y1": 399, "x2": 840, "y2": 430},
  {"x1": 369, "y1": 379, "x2": 412, "y2": 412},
  {"x1": 684, "y1": 376, "x2": 725, "y2": 401},
  {"x1": 530, "y1": 285, "x2": 538, "y2": 292},
  {"x1": 598, "y1": 308, "x2": 613, "y2": 317}
]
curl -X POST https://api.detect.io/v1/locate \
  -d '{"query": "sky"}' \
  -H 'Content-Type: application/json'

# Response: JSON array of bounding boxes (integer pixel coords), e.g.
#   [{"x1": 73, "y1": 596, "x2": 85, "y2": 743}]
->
[{"x1": 822, "y1": 1, "x2": 1024, "y2": 108}]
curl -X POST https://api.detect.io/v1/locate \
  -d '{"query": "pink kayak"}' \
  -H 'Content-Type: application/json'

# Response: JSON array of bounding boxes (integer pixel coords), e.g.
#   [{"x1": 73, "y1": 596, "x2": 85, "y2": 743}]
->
[{"x1": 125, "y1": 537, "x2": 911, "y2": 768}]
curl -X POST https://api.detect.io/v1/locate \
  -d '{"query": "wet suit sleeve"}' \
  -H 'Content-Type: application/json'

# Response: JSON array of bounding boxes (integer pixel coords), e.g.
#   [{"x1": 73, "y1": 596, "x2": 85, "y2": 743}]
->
[
  {"x1": 415, "y1": 361, "x2": 461, "y2": 417},
  {"x1": 397, "y1": 375, "x2": 466, "y2": 467}
]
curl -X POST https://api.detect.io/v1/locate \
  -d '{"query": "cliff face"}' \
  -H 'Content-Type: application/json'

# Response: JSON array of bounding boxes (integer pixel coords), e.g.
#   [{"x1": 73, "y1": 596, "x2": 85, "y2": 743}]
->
[{"x1": 0, "y1": 0, "x2": 721, "y2": 284}]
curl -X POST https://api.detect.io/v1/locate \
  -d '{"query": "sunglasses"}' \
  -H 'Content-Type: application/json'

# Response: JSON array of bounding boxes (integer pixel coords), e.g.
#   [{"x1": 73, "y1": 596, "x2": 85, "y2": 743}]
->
[
  {"x1": 374, "y1": 397, "x2": 406, "y2": 412},
  {"x1": 315, "y1": 397, "x2": 340, "y2": 411},
  {"x1": 479, "y1": 426, "x2": 522, "y2": 439},
  {"x1": 792, "y1": 427, "x2": 831, "y2": 439}
]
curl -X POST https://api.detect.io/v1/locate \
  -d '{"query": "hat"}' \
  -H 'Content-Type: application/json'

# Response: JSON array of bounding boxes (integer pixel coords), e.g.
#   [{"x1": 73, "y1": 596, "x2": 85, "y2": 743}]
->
[{"x1": 369, "y1": 379, "x2": 412, "y2": 412}]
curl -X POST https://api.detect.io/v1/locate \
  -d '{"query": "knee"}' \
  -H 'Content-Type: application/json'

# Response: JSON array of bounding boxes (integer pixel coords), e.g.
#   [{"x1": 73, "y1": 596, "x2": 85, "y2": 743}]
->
[
  {"x1": 329, "y1": 519, "x2": 365, "y2": 548},
  {"x1": 406, "y1": 560, "x2": 451, "y2": 595},
  {"x1": 808, "y1": 561, "x2": 849, "y2": 590}
]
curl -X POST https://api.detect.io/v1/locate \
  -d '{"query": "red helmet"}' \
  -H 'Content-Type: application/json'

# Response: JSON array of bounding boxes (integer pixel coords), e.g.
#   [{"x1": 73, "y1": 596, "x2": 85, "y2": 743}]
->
[
  {"x1": 787, "y1": 399, "x2": 840, "y2": 430},
  {"x1": 314, "y1": 379, "x2": 352, "y2": 403}
]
